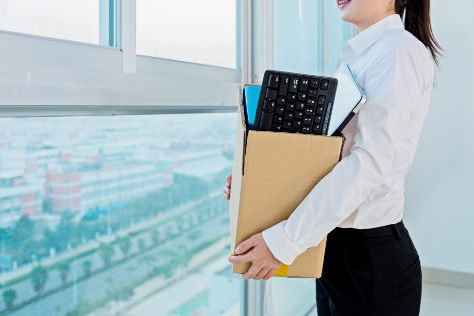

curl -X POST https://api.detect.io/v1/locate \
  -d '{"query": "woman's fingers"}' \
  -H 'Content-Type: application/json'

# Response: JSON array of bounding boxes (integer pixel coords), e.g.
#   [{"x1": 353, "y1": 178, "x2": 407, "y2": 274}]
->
[
  {"x1": 263, "y1": 268, "x2": 278, "y2": 280},
  {"x1": 253, "y1": 267, "x2": 270, "y2": 281},
  {"x1": 223, "y1": 186, "x2": 231, "y2": 200},
  {"x1": 223, "y1": 173, "x2": 232, "y2": 200}
]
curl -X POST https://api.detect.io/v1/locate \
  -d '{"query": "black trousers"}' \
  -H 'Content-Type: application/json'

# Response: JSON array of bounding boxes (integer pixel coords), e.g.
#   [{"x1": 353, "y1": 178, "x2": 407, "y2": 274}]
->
[{"x1": 316, "y1": 221, "x2": 422, "y2": 316}]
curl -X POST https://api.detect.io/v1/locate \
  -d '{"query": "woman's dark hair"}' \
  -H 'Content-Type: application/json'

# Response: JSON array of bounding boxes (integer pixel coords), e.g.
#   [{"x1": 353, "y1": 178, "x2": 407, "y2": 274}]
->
[{"x1": 395, "y1": 0, "x2": 443, "y2": 66}]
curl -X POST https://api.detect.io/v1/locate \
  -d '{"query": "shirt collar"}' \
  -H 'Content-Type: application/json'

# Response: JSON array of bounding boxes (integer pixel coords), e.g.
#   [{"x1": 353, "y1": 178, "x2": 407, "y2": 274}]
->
[{"x1": 346, "y1": 14, "x2": 404, "y2": 55}]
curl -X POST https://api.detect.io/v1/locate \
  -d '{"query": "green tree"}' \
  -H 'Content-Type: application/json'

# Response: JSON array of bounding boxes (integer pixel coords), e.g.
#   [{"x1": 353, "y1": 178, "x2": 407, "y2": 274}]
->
[
  {"x1": 118, "y1": 234, "x2": 132, "y2": 257},
  {"x1": 14, "y1": 215, "x2": 35, "y2": 241},
  {"x1": 31, "y1": 265, "x2": 48, "y2": 296},
  {"x1": 99, "y1": 243, "x2": 115, "y2": 267},
  {"x1": 150, "y1": 229, "x2": 160, "y2": 245},
  {"x1": 82, "y1": 260, "x2": 92, "y2": 277},
  {"x1": 57, "y1": 261, "x2": 70, "y2": 285},
  {"x1": 137, "y1": 238, "x2": 146, "y2": 252},
  {"x1": 2, "y1": 289, "x2": 17, "y2": 309}
]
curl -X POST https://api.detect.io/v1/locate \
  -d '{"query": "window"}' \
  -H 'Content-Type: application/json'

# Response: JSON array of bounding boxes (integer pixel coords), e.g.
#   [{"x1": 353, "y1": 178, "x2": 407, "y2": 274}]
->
[
  {"x1": 0, "y1": 0, "x2": 117, "y2": 46},
  {"x1": 136, "y1": 0, "x2": 238, "y2": 68},
  {"x1": 0, "y1": 113, "x2": 240, "y2": 316}
]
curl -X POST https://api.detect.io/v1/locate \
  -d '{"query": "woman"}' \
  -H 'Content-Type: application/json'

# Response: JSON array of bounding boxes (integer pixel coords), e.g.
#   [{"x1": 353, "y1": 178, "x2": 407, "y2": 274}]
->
[{"x1": 225, "y1": 0, "x2": 442, "y2": 315}]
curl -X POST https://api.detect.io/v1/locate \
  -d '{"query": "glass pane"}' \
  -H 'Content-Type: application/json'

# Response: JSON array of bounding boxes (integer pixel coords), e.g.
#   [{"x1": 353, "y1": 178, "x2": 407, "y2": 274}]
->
[
  {"x1": 137, "y1": 0, "x2": 238, "y2": 69},
  {"x1": 270, "y1": 278, "x2": 315, "y2": 315},
  {"x1": 0, "y1": 113, "x2": 240, "y2": 316},
  {"x1": 274, "y1": 0, "x2": 322, "y2": 74},
  {"x1": 0, "y1": 0, "x2": 117, "y2": 47}
]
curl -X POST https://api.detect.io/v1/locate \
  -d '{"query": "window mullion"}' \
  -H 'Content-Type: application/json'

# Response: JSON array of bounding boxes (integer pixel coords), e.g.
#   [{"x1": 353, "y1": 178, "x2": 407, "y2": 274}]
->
[{"x1": 122, "y1": 0, "x2": 136, "y2": 74}]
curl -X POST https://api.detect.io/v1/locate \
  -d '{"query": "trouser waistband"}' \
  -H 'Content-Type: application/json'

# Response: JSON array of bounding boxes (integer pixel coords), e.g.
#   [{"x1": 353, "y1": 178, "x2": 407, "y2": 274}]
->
[{"x1": 333, "y1": 220, "x2": 406, "y2": 240}]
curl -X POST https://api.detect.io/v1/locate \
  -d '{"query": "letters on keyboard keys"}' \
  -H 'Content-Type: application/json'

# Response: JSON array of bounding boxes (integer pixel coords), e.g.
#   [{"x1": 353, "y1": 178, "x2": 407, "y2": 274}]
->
[
  {"x1": 268, "y1": 74, "x2": 279, "y2": 88},
  {"x1": 318, "y1": 95, "x2": 326, "y2": 105},
  {"x1": 287, "y1": 93, "x2": 297, "y2": 102},
  {"x1": 301, "y1": 125, "x2": 311, "y2": 133},
  {"x1": 321, "y1": 79, "x2": 329, "y2": 90},
  {"x1": 279, "y1": 76, "x2": 290, "y2": 95},
  {"x1": 285, "y1": 112, "x2": 294, "y2": 121},
  {"x1": 296, "y1": 102, "x2": 305, "y2": 111},
  {"x1": 299, "y1": 78, "x2": 309, "y2": 91},
  {"x1": 263, "y1": 100, "x2": 275, "y2": 111},
  {"x1": 286, "y1": 103, "x2": 295, "y2": 111},
  {"x1": 277, "y1": 97, "x2": 286, "y2": 105},
  {"x1": 295, "y1": 111, "x2": 303, "y2": 120},
  {"x1": 310, "y1": 79, "x2": 320, "y2": 88},
  {"x1": 276, "y1": 105, "x2": 285, "y2": 115},
  {"x1": 316, "y1": 105, "x2": 324, "y2": 115},
  {"x1": 289, "y1": 77, "x2": 299, "y2": 92},
  {"x1": 298, "y1": 92, "x2": 307, "y2": 101}
]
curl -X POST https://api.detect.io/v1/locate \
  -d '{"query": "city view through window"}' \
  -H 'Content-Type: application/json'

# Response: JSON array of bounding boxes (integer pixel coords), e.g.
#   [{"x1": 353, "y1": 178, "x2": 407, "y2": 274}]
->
[{"x1": 0, "y1": 113, "x2": 240, "y2": 316}]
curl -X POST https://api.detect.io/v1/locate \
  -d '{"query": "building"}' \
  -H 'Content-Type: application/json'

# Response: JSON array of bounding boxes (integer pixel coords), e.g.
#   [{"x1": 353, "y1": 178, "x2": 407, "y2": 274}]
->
[{"x1": 0, "y1": 171, "x2": 44, "y2": 228}]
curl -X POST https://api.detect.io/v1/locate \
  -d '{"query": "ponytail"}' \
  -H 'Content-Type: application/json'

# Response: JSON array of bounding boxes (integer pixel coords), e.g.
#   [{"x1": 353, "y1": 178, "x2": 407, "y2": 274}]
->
[{"x1": 395, "y1": 0, "x2": 443, "y2": 67}]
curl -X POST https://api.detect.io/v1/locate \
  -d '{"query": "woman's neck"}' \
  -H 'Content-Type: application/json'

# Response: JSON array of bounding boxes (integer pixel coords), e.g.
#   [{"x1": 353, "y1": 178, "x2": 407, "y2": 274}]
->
[{"x1": 354, "y1": 12, "x2": 396, "y2": 33}]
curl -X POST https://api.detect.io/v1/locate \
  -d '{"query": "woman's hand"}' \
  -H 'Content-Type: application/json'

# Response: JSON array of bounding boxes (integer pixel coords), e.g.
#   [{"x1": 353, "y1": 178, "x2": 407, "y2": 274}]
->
[
  {"x1": 223, "y1": 173, "x2": 232, "y2": 200},
  {"x1": 228, "y1": 232, "x2": 283, "y2": 280}
]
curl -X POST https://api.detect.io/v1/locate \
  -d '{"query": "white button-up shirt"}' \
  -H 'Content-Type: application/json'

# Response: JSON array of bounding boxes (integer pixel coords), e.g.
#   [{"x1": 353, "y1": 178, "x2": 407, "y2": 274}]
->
[{"x1": 262, "y1": 14, "x2": 435, "y2": 266}]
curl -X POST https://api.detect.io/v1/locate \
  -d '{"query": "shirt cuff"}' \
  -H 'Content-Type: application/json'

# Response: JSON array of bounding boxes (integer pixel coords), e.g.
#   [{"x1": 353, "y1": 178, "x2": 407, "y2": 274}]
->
[{"x1": 261, "y1": 220, "x2": 306, "y2": 266}]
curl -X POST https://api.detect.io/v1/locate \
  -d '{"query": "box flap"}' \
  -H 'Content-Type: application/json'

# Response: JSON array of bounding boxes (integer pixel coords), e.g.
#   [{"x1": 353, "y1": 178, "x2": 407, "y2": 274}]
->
[
  {"x1": 244, "y1": 131, "x2": 343, "y2": 180},
  {"x1": 228, "y1": 86, "x2": 247, "y2": 254}
]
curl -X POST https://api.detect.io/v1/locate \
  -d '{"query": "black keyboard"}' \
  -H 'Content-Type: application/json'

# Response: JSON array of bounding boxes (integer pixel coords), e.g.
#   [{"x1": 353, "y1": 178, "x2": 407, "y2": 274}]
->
[{"x1": 253, "y1": 70, "x2": 338, "y2": 135}]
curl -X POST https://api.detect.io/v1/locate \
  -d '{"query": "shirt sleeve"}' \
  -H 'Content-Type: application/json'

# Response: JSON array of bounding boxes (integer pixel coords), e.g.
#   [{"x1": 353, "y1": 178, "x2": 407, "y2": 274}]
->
[{"x1": 261, "y1": 44, "x2": 429, "y2": 265}]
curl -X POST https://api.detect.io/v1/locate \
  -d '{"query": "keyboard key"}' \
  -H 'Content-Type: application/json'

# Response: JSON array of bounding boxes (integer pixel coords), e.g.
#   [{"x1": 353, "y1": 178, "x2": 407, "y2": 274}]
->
[
  {"x1": 292, "y1": 120, "x2": 302, "y2": 128},
  {"x1": 260, "y1": 111, "x2": 273, "y2": 131},
  {"x1": 296, "y1": 102, "x2": 305, "y2": 111},
  {"x1": 325, "y1": 111, "x2": 331, "y2": 120},
  {"x1": 279, "y1": 76, "x2": 290, "y2": 95},
  {"x1": 297, "y1": 92, "x2": 307, "y2": 101},
  {"x1": 287, "y1": 93, "x2": 297, "y2": 102},
  {"x1": 274, "y1": 115, "x2": 283, "y2": 124},
  {"x1": 263, "y1": 100, "x2": 275, "y2": 111},
  {"x1": 324, "y1": 117, "x2": 329, "y2": 124},
  {"x1": 318, "y1": 95, "x2": 326, "y2": 105},
  {"x1": 286, "y1": 103, "x2": 295, "y2": 111},
  {"x1": 304, "y1": 107, "x2": 314, "y2": 116},
  {"x1": 308, "y1": 88, "x2": 318, "y2": 98},
  {"x1": 265, "y1": 88, "x2": 277, "y2": 100},
  {"x1": 283, "y1": 121, "x2": 291, "y2": 129},
  {"x1": 310, "y1": 79, "x2": 320, "y2": 88},
  {"x1": 316, "y1": 105, "x2": 324, "y2": 115},
  {"x1": 290, "y1": 128, "x2": 299, "y2": 133},
  {"x1": 276, "y1": 105, "x2": 285, "y2": 115},
  {"x1": 299, "y1": 78, "x2": 309, "y2": 91},
  {"x1": 273, "y1": 124, "x2": 282, "y2": 132},
  {"x1": 277, "y1": 97, "x2": 286, "y2": 105},
  {"x1": 289, "y1": 77, "x2": 299, "y2": 92},
  {"x1": 321, "y1": 79, "x2": 329, "y2": 90},
  {"x1": 268, "y1": 74, "x2": 280, "y2": 88},
  {"x1": 301, "y1": 125, "x2": 311, "y2": 133},
  {"x1": 284, "y1": 112, "x2": 294, "y2": 121},
  {"x1": 306, "y1": 98, "x2": 315, "y2": 106},
  {"x1": 314, "y1": 115, "x2": 322, "y2": 123},
  {"x1": 322, "y1": 123, "x2": 328, "y2": 134},
  {"x1": 303, "y1": 117, "x2": 312, "y2": 125},
  {"x1": 295, "y1": 111, "x2": 304, "y2": 120},
  {"x1": 312, "y1": 124, "x2": 321, "y2": 132}
]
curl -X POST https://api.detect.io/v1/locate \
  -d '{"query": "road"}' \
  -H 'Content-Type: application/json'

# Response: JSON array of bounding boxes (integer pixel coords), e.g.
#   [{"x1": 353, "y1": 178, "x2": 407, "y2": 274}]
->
[{"x1": 4, "y1": 211, "x2": 229, "y2": 316}]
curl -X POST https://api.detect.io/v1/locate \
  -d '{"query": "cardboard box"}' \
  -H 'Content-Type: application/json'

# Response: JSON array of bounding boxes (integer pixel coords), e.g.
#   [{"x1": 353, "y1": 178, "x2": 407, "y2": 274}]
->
[{"x1": 229, "y1": 85, "x2": 346, "y2": 278}]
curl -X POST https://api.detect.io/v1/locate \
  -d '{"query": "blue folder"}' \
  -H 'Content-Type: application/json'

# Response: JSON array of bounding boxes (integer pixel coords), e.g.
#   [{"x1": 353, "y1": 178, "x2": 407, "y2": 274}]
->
[{"x1": 242, "y1": 85, "x2": 261, "y2": 130}]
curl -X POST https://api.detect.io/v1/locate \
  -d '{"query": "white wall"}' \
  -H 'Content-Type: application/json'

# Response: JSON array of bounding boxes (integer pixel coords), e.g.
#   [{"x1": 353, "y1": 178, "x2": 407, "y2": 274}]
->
[{"x1": 403, "y1": 0, "x2": 474, "y2": 274}]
